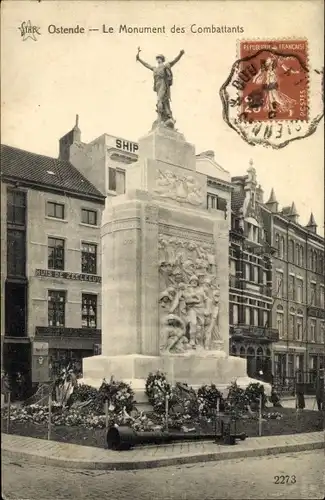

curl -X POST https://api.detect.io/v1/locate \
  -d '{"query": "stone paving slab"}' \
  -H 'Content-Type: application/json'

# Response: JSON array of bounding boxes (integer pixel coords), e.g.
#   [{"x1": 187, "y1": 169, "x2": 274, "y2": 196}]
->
[{"x1": 2, "y1": 431, "x2": 324, "y2": 470}]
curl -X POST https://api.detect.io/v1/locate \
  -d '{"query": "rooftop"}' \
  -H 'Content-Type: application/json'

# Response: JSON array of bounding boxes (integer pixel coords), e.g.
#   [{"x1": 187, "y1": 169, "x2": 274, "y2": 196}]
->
[{"x1": 1, "y1": 144, "x2": 105, "y2": 203}]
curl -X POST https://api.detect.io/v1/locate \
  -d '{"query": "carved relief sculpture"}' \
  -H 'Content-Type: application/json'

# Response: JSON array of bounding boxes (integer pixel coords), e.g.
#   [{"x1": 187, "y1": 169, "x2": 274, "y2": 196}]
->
[
  {"x1": 154, "y1": 170, "x2": 204, "y2": 206},
  {"x1": 158, "y1": 235, "x2": 222, "y2": 354}
]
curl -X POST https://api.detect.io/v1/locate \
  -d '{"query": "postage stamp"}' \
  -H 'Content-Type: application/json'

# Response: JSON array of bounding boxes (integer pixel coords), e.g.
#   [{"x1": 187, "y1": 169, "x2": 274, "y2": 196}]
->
[{"x1": 220, "y1": 39, "x2": 324, "y2": 149}]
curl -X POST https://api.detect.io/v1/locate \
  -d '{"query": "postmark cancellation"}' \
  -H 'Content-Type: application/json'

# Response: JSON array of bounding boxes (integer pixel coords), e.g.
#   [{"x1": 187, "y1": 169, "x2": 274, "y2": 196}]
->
[{"x1": 220, "y1": 39, "x2": 324, "y2": 149}]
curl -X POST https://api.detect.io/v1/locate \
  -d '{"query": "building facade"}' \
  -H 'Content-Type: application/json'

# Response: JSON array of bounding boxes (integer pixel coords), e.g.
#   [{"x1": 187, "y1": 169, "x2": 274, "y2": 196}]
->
[
  {"x1": 1, "y1": 131, "x2": 105, "y2": 390},
  {"x1": 228, "y1": 163, "x2": 278, "y2": 380},
  {"x1": 2, "y1": 118, "x2": 323, "y2": 395},
  {"x1": 262, "y1": 192, "x2": 325, "y2": 392}
]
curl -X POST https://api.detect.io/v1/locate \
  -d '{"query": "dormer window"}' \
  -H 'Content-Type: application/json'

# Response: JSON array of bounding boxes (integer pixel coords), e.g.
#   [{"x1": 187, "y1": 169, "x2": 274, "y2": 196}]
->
[
  {"x1": 246, "y1": 217, "x2": 259, "y2": 243},
  {"x1": 251, "y1": 192, "x2": 255, "y2": 208}
]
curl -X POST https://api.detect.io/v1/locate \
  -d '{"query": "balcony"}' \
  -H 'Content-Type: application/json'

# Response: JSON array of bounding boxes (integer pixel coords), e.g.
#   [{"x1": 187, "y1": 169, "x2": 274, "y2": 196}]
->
[
  {"x1": 230, "y1": 324, "x2": 279, "y2": 342},
  {"x1": 307, "y1": 307, "x2": 325, "y2": 320},
  {"x1": 229, "y1": 277, "x2": 247, "y2": 290},
  {"x1": 242, "y1": 241, "x2": 276, "y2": 257},
  {"x1": 259, "y1": 284, "x2": 272, "y2": 297},
  {"x1": 229, "y1": 278, "x2": 271, "y2": 297}
]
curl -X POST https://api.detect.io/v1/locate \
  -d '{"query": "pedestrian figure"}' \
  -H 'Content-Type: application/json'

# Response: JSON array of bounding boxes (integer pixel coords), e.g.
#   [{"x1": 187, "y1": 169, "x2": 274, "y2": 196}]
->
[
  {"x1": 1, "y1": 371, "x2": 11, "y2": 404},
  {"x1": 270, "y1": 387, "x2": 282, "y2": 408},
  {"x1": 315, "y1": 368, "x2": 324, "y2": 411},
  {"x1": 295, "y1": 369, "x2": 305, "y2": 411}
]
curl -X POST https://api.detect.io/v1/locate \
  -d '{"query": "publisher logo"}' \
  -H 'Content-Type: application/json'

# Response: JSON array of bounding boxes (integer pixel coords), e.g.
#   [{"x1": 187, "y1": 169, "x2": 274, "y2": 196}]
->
[{"x1": 18, "y1": 20, "x2": 41, "y2": 41}]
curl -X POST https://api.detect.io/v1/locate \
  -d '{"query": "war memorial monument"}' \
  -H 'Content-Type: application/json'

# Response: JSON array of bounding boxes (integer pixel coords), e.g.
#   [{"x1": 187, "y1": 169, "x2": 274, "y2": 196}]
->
[{"x1": 82, "y1": 49, "x2": 271, "y2": 401}]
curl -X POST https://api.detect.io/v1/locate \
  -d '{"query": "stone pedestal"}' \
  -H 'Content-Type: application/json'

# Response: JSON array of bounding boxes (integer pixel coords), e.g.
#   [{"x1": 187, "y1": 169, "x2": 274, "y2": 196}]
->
[{"x1": 82, "y1": 126, "x2": 271, "y2": 398}]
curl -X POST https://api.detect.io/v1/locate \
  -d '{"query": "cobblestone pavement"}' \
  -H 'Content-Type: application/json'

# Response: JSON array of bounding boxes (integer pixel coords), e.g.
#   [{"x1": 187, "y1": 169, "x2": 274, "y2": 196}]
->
[{"x1": 2, "y1": 450, "x2": 324, "y2": 500}]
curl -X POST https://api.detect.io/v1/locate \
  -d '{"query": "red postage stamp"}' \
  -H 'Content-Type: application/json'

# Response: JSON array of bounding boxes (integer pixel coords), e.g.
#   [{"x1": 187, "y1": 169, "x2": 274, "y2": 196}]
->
[{"x1": 238, "y1": 40, "x2": 309, "y2": 122}]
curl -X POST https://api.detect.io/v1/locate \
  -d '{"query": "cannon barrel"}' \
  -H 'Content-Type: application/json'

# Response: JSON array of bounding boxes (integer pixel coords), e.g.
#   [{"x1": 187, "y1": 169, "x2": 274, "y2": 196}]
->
[
  {"x1": 107, "y1": 426, "x2": 218, "y2": 451},
  {"x1": 107, "y1": 426, "x2": 246, "y2": 451}
]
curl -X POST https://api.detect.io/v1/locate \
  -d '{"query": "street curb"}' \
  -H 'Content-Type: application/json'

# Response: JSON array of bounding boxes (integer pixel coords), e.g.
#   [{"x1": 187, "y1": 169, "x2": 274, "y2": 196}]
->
[{"x1": 2, "y1": 440, "x2": 324, "y2": 471}]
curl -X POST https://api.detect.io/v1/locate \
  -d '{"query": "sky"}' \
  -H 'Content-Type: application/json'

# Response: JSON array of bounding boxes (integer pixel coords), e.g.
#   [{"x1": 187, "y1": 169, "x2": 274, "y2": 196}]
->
[{"x1": 1, "y1": 0, "x2": 324, "y2": 235}]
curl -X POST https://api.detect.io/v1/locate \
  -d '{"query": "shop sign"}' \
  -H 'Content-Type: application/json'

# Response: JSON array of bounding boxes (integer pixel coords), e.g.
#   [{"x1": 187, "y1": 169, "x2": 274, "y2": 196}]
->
[
  {"x1": 32, "y1": 342, "x2": 49, "y2": 356},
  {"x1": 35, "y1": 269, "x2": 101, "y2": 283},
  {"x1": 32, "y1": 342, "x2": 49, "y2": 383}
]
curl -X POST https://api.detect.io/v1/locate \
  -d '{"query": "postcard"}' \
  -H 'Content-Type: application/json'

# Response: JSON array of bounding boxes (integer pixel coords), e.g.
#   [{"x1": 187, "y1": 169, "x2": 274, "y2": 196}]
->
[{"x1": 1, "y1": 1, "x2": 324, "y2": 499}]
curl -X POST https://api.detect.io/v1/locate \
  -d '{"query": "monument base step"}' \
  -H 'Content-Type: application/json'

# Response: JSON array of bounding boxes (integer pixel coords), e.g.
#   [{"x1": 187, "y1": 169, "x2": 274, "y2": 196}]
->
[{"x1": 81, "y1": 353, "x2": 272, "y2": 399}]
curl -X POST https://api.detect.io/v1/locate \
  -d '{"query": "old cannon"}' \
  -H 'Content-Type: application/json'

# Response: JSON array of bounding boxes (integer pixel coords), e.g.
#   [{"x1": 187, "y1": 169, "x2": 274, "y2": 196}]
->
[
  {"x1": 107, "y1": 423, "x2": 246, "y2": 451},
  {"x1": 107, "y1": 426, "x2": 217, "y2": 451}
]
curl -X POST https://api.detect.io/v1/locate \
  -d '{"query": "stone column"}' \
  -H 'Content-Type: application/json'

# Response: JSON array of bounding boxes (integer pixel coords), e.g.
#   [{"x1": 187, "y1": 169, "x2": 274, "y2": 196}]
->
[
  {"x1": 139, "y1": 202, "x2": 159, "y2": 355},
  {"x1": 101, "y1": 200, "x2": 142, "y2": 356}
]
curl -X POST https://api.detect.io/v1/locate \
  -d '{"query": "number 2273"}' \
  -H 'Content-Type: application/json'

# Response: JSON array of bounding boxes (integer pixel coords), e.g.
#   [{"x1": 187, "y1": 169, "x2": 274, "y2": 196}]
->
[{"x1": 274, "y1": 475, "x2": 296, "y2": 484}]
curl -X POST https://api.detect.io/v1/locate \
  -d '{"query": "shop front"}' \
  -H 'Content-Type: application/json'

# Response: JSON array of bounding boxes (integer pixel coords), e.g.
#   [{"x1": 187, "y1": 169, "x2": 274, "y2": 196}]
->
[{"x1": 34, "y1": 327, "x2": 101, "y2": 380}]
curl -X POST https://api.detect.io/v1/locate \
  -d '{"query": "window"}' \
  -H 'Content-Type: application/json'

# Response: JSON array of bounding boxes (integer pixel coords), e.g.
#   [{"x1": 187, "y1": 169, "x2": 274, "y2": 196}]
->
[
  {"x1": 300, "y1": 246, "x2": 304, "y2": 267},
  {"x1": 82, "y1": 294, "x2": 97, "y2": 328},
  {"x1": 7, "y1": 229, "x2": 26, "y2": 276},
  {"x1": 308, "y1": 250, "x2": 313, "y2": 270},
  {"x1": 116, "y1": 170, "x2": 126, "y2": 194},
  {"x1": 245, "y1": 263, "x2": 250, "y2": 281},
  {"x1": 275, "y1": 233, "x2": 280, "y2": 255},
  {"x1": 245, "y1": 307, "x2": 250, "y2": 325},
  {"x1": 263, "y1": 310, "x2": 268, "y2": 327},
  {"x1": 319, "y1": 254, "x2": 324, "y2": 275},
  {"x1": 309, "y1": 319, "x2": 316, "y2": 342},
  {"x1": 216, "y1": 197, "x2": 227, "y2": 213},
  {"x1": 108, "y1": 167, "x2": 116, "y2": 191},
  {"x1": 289, "y1": 240, "x2": 295, "y2": 263},
  {"x1": 280, "y1": 237, "x2": 285, "y2": 259},
  {"x1": 309, "y1": 249, "x2": 318, "y2": 272},
  {"x1": 253, "y1": 266, "x2": 259, "y2": 283},
  {"x1": 108, "y1": 167, "x2": 125, "y2": 194},
  {"x1": 310, "y1": 283, "x2": 316, "y2": 306},
  {"x1": 289, "y1": 313, "x2": 295, "y2": 337},
  {"x1": 296, "y1": 315, "x2": 303, "y2": 341},
  {"x1": 320, "y1": 286, "x2": 325, "y2": 309},
  {"x1": 232, "y1": 304, "x2": 238, "y2": 325},
  {"x1": 48, "y1": 290, "x2": 66, "y2": 327},
  {"x1": 48, "y1": 238, "x2": 65, "y2": 270},
  {"x1": 296, "y1": 244, "x2": 300, "y2": 265},
  {"x1": 309, "y1": 355, "x2": 317, "y2": 370},
  {"x1": 312, "y1": 251, "x2": 317, "y2": 272},
  {"x1": 288, "y1": 354, "x2": 294, "y2": 377},
  {"x1": 81, "y1": 209, "x2": 97, "y2": 226},
  {"x1": 288, "y1": 275, "x2": 295, "y2": 301},
  {"x1": 229, "y1": 260, "x2": 236, "y2": 277},
  {"x1": 7, "y1": 189, "x2": 26, "y2": 225},
  {"x1": 296, "y1": 244, "x2": 304, "y2": 267},
  {"x1": 320, "y1": 322, "x2": 325, "y2": 344},
  {"x1": 276, "y1": 311, "x2": 284, "y2": 338},
  {"x1": 276, "y1": 272, "x2": 283, "y2": 297},
  {"x1": 296, "y1": 279, "x2": 303, "y2": 303},
  {"x1": 47, "y1": 202, "x2": 64, "y2": 219},
  {"x1": 81, "y1": 243, "x2": 97, "y2": 274}
]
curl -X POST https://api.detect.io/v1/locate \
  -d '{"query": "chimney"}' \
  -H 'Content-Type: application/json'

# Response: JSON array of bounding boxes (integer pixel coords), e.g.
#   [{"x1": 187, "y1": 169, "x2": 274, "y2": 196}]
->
[
  {"x1": 265, "y1": 188, "x2": 279, "y2": 213},
  {"x1": 306, "y1": 212, "x2": 317, "y2": 234},
  {"x1": 59, "y1": 114, "x2": 81, "y2": 161},
  {"x1": 282, "y1": 202, "x2": 299, "y2": 224}
]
